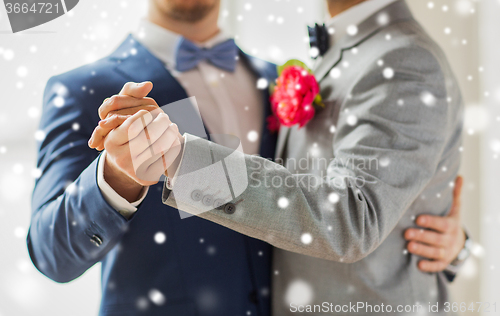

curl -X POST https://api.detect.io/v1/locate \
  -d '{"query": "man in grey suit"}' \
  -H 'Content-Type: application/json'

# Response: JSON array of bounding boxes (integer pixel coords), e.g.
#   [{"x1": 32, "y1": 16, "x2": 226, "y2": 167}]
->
[
  {"x1": 93, "y1": 0, "x2": 467, "y2": 314},
  {"x1": 154, "y1": 0, "x2": 465, "y2": 314}
]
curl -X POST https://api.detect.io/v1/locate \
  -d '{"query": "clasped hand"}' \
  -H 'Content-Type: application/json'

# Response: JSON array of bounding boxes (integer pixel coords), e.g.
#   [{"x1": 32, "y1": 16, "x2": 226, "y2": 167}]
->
[{"x1": 88, "y1": 82, "x2": 183, "y2": 201}]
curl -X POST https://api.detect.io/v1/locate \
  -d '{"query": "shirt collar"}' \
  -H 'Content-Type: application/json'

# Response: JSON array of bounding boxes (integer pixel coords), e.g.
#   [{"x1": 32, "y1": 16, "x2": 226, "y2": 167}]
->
[
  {"x1": 325, "y1": 0, "x2": 399, "y2": 44},
  {"x1": 132, "y1": 19, "x2": 230, "y2": 68}
]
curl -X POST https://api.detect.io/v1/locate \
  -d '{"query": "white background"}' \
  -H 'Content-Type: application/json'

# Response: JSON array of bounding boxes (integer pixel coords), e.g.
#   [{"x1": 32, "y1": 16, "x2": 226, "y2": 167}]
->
[{"x1": 0, "y1": 0, "x2": 498, "y2": 315}]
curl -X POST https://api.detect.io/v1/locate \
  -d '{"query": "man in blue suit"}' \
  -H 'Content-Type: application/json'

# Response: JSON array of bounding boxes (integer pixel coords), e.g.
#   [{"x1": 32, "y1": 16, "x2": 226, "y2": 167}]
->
[
  {"x1": 28, "y1": 1, "x2": 276, "y2": 315},
  {"x1": 28, "y1": 0, "x2": 467, "y2": 315}
]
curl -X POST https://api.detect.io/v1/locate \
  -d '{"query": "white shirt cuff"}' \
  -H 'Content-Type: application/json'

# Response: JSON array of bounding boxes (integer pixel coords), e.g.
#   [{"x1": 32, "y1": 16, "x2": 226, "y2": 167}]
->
[{"x1": 97, "y1": 151, "x2": 149, "y2": 219}]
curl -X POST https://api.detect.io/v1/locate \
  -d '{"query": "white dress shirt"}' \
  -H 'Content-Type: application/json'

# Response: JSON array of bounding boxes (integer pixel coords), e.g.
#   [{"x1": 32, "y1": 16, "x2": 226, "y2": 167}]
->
[
  {"x1": 313, "y1": 0, "x2": 399, "y2": 67},
  {"x1": 97, "y1": 20, "x2": 264, "y2": 218}
]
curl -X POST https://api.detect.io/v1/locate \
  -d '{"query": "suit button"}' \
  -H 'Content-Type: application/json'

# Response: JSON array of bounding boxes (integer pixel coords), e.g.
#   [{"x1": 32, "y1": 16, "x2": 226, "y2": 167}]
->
[
  {"x1": 248, "y1": 290, "x2": 259, "y2": 304},
  {"x1": 213, "y1": 199, "x2": 225, "y2": 209},
  {"x1": 90, "y1": 234, "x2": 103, "y2": 247},
  {"x1": 191, "y1": 190, "x2": 203, "y2": 201},
  {"x1": 223, "y1": 203, "x2": 236, "y2": 214},
  {"x1": 202, "y1": 195, "x2": 214, "y2": 206}
]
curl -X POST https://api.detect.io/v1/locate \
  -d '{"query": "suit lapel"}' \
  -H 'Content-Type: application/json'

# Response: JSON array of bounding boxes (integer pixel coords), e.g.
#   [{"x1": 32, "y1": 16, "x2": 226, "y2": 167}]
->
[
  {"x1": 275, "y1": 126, "x2": 291, "y2": 160},
  {"x1": 240, "y1": 52, "x2": 278, "y2": 160},
  {"x1": 314, "y1": 0, "x2": 414, "y2": 82}
]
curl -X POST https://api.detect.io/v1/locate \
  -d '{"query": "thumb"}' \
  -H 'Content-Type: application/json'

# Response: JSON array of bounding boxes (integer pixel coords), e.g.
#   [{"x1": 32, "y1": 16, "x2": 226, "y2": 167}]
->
[
  {"x1": 448, "y1": 175, "x2": 463, "y2": 217},
  {"x1": 119, "y1": 81, "x2": 153, "y2": 98}
]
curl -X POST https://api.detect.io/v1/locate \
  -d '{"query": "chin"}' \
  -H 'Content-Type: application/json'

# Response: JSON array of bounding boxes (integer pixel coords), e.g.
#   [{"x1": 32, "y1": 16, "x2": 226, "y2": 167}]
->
[{"x1": 157, "y1": 0, "x2": 219, "y2": 22}]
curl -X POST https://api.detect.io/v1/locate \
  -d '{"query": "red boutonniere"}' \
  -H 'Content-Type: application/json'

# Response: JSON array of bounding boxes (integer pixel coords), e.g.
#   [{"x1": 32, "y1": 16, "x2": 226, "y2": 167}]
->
[{"x1": 268, "y1": 59, "x2": 324, "y2": 132}]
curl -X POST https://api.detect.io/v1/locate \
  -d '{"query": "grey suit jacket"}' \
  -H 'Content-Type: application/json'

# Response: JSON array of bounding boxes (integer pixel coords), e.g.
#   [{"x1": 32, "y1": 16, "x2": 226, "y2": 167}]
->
[{"x1": 163, "y1": 1, "x2": 464, "y2": 314}]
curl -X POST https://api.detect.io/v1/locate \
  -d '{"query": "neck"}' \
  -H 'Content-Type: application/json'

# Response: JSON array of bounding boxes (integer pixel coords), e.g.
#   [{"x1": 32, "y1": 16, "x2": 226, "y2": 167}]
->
[
  {"x1": 327, "y1": 0, "x2": 367, "y2": 17},
  {"x1": 147, "y1": 3, "x2": 220, "y2": 43}
]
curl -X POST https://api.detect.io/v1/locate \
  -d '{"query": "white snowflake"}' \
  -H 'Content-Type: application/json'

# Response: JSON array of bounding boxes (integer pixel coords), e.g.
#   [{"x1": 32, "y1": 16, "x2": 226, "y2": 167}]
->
[
  {"x1": 16, "y1": 66, "x2": 28, "y2": 77},
  {"x1": 34, "y1": 130, "x2": 46, "y2": 141},
  {"x1": 376, "y1": 12, "x2": 390, "y2": 26},
  {"x1": 278, "y1": 197, "x2": 289, "y2": 208},
  {"x1": 13, "y1": 163, "x2": 24, "y2": 174},
  {"x1": 28, "y1": 107, "x2": 40, "y2": 118},
  {"x1": 65, "y1": 182, "x2": 77, "y2": 194},
  {"x1": 330, "y1": 67, "x2": 341, "y2": 79},
  {"x1": 247, "y1": 131, "x2": 258, "y2": 142},
  {"x1": 328, "y1": 192, "x2": 340, "y2": 204},
  {"x1": 148, "y1": 289, "x2": 166, "y2": 305},
  {"x1": 346, "y1": 115, "x2": 358, "y2": 126},
  {"x1": 285, "y1": 280, "x2": 314, "y2": 306},
  {"x1": 154, "y1": 232, "x2": 166, "y2": 244},
  {"x1": 54, "y1": 96, "x2": 65, "y2": 108},
  {"x1": 3, "y1": 49, "x2": 14, "y2": 61},
  {"x1": 383, "y1": 67, "x2": 394, "y2": 79},
  {"x1": 346, "y1": 25, "x2": 358, "y2": 36},
  {"x1": 420, "y1": 91, "x2": 437, "y2": 106},
  {"x1": 136, "y1": 297, "x2": 149, "y2": 311},
  {"x1": 455, "y1": 0, "x2": 474, "y2": 15},
  {"x1": 207, "y1": 245, "x2": 217, "y2": 255},
  {"x1": 256, "y1": 78, "x2": 268, "y2": 89},
  {"x1": 31, "y1": 168, "x2": 42, "y2": 179},
  {"x1": 14, "y1": 226, "x2": 26, "y2": 238},
  {"x1": 380, "y1": 157, "x2": 390, "y2": 167},
  {"x1": 301, "y1": 233, "x2": 313, "y2": 245},
  {"x1": 309, "y1": 47, "x2": 319, "y2": 58}
]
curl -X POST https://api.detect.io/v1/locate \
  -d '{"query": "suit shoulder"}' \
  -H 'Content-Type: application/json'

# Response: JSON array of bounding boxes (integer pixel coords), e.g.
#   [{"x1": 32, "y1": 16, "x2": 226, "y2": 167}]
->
[
  {"x1": 46, "y1": 54, "x2": 123, "y2": 95},
  {"x1": 370, "y1": 20, "x2": 451, "y2": 69}
]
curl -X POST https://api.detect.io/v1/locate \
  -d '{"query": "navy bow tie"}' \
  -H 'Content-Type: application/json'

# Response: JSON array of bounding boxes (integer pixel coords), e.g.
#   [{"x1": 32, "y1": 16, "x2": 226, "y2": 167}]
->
[
  {"x1": 175, "y1": 37, "x2": 238, "y2": 72},
  {"x1": 308, "y1": 23, "x2": 330, "y2": 59}
]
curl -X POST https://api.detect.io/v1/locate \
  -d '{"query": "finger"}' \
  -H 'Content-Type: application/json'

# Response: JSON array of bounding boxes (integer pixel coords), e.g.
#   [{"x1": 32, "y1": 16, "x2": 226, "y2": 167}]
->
[
  {"x1": 106, "y1": 104, "x2": 160, "y2": 119},
  {"x1": 448, "y1": 175, "x2": 463, "y2": 217},
  {"x1": 88, "y1": 115, "x2": 131, "y2": 150},
  {"x1": 416, "y1": 214, "x2": 453, "y2": 233},
  {"x1": 110, "y1": 110, "x2": 155, "y2": 145},
  {"x1": 130, "y1": 113, "x2": 174, "y2": 157},
  {"x1": 407, "y1": 241, "x2": 446, "y2": 260},
  {"x1": 119, "y1": 81, "x2": 153, "y2": 98},
  {"x1": 404, "y1": 228, "x2": 448, "y2": 248},
  {"x1": 99, "y1": 95, "x2": 157, "y2": 120},
  {"x1": 133, "y1": 122, "x2": 179, "y2": 169},
  {"x1": 136, "y1": 140, "x2": 181, "y2": 183},
  {"x1": 417, "y1": 260, "x2": 449, "y2": 273}
]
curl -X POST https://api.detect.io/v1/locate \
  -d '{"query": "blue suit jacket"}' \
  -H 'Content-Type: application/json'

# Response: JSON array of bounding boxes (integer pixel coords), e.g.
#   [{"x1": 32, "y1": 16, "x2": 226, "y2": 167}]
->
[{"x1": 28, "y1": 35, "x2": 278, "y2": 316}]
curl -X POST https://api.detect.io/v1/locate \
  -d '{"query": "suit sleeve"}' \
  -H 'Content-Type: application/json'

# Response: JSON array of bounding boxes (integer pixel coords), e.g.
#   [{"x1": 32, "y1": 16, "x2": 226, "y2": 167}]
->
[
  {"x1": 27, "y1": 76, "x2": 131, "y2": 283},
  {"x1": 162, "y1": 46, "x2": 461, "y2": 263}
]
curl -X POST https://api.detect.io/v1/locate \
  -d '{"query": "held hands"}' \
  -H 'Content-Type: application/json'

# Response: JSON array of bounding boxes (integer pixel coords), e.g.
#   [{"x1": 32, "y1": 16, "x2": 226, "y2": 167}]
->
[
  {"x1": 405, "y1": 176, "x2": 466, "y2": 272},
  {"x1": 88, "y1": 82, "x2": 183, "y2": 202}
]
